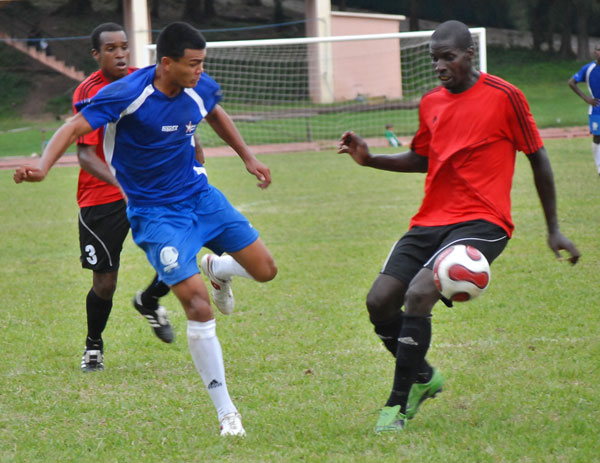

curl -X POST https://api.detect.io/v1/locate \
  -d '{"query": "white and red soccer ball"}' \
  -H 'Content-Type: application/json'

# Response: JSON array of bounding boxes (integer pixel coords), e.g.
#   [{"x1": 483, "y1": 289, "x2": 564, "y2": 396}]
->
[{"x1": 433, "y1": 244, "x2": 491, "y2": 302}]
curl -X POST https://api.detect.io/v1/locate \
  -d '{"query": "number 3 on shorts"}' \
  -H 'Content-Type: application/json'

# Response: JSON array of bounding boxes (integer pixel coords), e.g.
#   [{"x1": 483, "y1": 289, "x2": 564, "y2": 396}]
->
[{"x1": 85, "y1": 244, "x2": 98, "y2": 265}]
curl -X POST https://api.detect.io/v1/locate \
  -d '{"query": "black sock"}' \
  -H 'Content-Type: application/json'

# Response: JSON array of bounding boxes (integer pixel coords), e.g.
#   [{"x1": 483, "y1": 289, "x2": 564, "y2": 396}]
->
[
  {"x1": 372, "y1": 314, "x2": 434, "y2": 382},
  {"x1": 386, "y1": 316, "x2": 432, "y2": 412},
  {"x1": 371, "y1": 314, "x2": 403, "y2": 356},
  {"x1": 86, "y1": 336, "x2": 103, "y2": 351},
  {"x1": 140, "y1": 274, "x2": 170, "y2": 309},
  {"x1": 86, "y1": 288, "x2": 112, "y2": 341}
]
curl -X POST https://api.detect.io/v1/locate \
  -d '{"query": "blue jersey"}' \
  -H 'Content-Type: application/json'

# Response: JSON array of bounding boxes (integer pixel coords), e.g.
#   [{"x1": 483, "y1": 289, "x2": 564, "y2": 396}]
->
[
  {"x1": 572, "y1": 61, "x2": 600, "y2": 115},
  {"x1": 80, "y1": 66, "x2": 222, "y2": 207}
]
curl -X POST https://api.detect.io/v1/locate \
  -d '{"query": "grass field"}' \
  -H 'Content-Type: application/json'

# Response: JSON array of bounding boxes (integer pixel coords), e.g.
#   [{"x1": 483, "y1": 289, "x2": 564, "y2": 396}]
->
[{"x1": 1, "y1": 138, "x2": 598, "y2": 462}]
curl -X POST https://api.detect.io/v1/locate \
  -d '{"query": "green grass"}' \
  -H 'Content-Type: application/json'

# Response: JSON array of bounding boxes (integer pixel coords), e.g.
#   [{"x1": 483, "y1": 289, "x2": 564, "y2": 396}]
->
[
  {"x1": 487, "y1": 46, "x2": 590, "y2": 128},
  {"x1": 1, "y1": 138, "x2": 598, "y2": 462}
]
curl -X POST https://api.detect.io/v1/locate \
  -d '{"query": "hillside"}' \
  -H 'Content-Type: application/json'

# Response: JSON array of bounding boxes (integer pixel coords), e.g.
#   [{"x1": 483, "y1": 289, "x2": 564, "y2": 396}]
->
[{"x1": 0, "y1": 0, "x2": 310, "y2": 119}]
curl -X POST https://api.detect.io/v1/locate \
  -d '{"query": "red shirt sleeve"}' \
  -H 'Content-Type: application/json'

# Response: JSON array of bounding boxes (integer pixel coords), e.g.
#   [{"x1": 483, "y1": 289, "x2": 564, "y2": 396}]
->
[{"x1": 503, "y1": 85, "x2": 543, "y2": 155}]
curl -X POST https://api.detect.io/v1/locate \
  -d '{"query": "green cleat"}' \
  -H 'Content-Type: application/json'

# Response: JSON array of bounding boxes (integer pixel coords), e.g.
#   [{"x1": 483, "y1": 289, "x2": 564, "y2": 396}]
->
[
  {"x1": 406, "y1": 369, "x2": 444, "y2": 420},
  {"x1": 375, "y1": 405, "x2": 406, "y2": 433}
]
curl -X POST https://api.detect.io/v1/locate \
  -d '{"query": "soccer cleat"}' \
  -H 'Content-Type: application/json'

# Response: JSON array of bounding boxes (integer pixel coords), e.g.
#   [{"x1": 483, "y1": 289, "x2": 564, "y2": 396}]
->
[
  {"x1": 219, "y1": 412, "x2": 246, "y2": 436},
  {"x1": 81, "y1": 340, "x2": 104, "y2": 372},
  {"x1": 375, "y1": 405, "x2": 406, "y2": 433},
  {"x1": 405, "y1": 368, "x2": 444, "y2": 420},
  {"x1": 200, "y1": 254, "x2": 235, "y2": 315},
  {"x1": 133, "y1": 290, "x2": 174, "y2": 343}
]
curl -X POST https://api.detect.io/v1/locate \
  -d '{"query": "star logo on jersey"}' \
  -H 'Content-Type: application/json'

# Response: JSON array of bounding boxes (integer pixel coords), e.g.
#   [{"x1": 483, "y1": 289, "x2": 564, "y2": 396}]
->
[{"x1": 186, "y1": 121, "x2": 196, "y2": 133}]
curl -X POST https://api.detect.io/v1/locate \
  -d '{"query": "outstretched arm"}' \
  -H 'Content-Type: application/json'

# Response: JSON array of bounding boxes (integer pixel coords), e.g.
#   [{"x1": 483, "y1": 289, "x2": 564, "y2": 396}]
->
[
  {"x1": 527, "y1": 146, "x2": 580, "y2": 264},
  {"x1": 338, "y1": 131, "x2": 428, "y2": 173},
  {"x1": 568, "y1": 76, "x2": 599, "y2": 107},
  {"x1": 14, "y1": 112, "x2": 93, "y2": 183},
  {"x1": 204, "y1": 104, "x2": 270, "y2": 189}
]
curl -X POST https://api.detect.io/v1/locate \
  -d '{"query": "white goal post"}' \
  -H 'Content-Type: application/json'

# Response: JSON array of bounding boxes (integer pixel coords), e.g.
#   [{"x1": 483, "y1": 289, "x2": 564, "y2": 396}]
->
[{"x1": 146, "y1": 28, "x2": 486, "y2": 148}]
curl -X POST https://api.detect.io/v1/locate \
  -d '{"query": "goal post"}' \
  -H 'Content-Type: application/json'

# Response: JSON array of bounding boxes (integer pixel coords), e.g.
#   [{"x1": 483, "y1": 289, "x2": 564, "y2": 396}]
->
[{"x1": 146, "y1": 28, "x2": 486, "y2": 148}]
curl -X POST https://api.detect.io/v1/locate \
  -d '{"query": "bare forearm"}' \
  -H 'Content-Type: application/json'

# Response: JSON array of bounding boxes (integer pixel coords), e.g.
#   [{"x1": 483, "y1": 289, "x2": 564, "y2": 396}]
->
[
  {"x1": 206, "y1": 105, "x2": 253, "y2": 161},
  {"x1": 364, "y1": 151, "x2": 428, "y2": 172},
  {"x1": 528, "y1": 149, "x2": 559, "y2": 234}
]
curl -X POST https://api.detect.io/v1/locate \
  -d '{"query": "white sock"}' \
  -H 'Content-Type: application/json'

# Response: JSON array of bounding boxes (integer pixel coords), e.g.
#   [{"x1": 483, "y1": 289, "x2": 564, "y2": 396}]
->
[
  {"x1": 211, "y1": 254, "x2": 254, "y2": 281},
  {"x1": 187, "y1": 319, "x2": 236, "y2": 420},
  {"x1": 592, "y1": 143, "x2": 600, "y2": 173}
]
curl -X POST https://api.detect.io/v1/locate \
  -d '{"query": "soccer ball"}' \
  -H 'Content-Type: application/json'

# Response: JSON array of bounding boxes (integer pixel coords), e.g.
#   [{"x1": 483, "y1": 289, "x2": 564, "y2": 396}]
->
[{"x1": 433, "y1": 244, "x2": 490, "y2": 302}]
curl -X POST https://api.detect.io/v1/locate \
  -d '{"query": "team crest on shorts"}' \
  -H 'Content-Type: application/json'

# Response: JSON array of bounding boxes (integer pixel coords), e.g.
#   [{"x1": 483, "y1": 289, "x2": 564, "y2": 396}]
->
[{"x1": 160, "y1": 246, "x2": 180, "y2": 273}]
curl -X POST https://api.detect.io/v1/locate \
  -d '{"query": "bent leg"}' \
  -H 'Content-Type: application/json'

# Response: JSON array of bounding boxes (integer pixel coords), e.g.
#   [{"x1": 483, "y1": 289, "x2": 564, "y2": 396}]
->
[
  {"x1": 387, "y1": 268, "x2": 439, "y2": 412},
  {"x1": 366, "y1": 274, "x2": 407, "y2": 355},
  {"x1": 171, "y1": 274, "x2": 238, "y2": 421},
  {"x1": 227, "y1": 238, "x2": 278, "y2": 282}
]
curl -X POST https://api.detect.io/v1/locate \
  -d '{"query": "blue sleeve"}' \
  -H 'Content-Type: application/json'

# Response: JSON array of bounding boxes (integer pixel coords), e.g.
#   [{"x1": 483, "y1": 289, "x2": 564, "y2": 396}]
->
[
  {"x1": 573, "y1": 63, "x2": 591, "y2": 83},
  {"x1": 196, "y1": 72, "x2": 223, "y2": 114},
  {"x1": 80, "y1": 79, "x2": 137, "y2": 130}
]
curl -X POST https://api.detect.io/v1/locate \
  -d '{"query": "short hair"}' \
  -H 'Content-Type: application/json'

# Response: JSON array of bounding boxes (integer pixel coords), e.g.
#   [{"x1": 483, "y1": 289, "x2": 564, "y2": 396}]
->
[
  {"x1": 91, "y1": 23, "x2": 125, "y2": 51},
  {"x1": 156, "y1": 22, "x2": 206, "y2": 62},
  {"x1": 431, "y1": 20, "x2": 474, "y2": 51}
]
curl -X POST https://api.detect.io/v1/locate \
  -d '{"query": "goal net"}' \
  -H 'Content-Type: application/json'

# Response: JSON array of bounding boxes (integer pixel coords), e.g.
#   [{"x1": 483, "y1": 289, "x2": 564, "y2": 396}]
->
[{"x1": 147, "y1": 28, "x2": 486, "y2": 149}]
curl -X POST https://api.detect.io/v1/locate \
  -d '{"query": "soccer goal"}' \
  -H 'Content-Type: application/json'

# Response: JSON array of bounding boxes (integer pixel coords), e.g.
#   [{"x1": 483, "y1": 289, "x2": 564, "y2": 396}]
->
[{"x1": 147, "y1": 28, "x2": 486, "y2": 149}]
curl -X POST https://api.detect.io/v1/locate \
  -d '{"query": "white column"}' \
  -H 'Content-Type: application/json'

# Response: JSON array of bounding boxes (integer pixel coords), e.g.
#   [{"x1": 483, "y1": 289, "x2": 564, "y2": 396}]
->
[
  {"x1": 305, "y1": 0, "x2": 334, "y2": 103},
  {"x1": 123, "y1": 0, "x2": 151, "y2": 68}
]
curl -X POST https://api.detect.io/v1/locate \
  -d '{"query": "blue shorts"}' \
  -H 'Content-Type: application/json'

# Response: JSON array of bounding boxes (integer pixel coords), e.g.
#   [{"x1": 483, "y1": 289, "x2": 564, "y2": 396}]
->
[
  {"x1": 127, "y1": 185, "x2": 259, "y2": 286},
  {"x1": 589, "y1": 114, "x2": 600, "y2": 135}
]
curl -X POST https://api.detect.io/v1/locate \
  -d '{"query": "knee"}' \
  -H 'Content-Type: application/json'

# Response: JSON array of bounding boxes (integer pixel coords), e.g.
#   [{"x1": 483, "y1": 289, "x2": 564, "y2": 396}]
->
[
  {"x1": 254, "y1": 257, "x2": 278, "y2": 283},
  {"x1": 404, "y1": 285, "x2": 437, "y2": 317},
  {"x1": 185, "y1": 292, "x2": 213, "y2": 321},
  {"x1": 93, "y1": 274, "x2": 118, "y2": 300},
  {"x1": 366, "y1": 289, "x2": 400, "y2": 321}
]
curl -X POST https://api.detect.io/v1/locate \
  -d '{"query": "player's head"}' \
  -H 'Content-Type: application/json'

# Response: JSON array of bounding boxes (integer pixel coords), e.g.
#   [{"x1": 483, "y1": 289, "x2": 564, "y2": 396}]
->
[
  {"x1": 156, "y1": 22, "x2": 207, "y2": 88},
  {"x1": 156, "y1": 22, "x2": 206, "y2": 61},
  {"x1": 90, "y1": 23, "x2": 129, "y2": 82},
  {"x1": 429, "y1": 20, "x2": 477, "y2": 93}
]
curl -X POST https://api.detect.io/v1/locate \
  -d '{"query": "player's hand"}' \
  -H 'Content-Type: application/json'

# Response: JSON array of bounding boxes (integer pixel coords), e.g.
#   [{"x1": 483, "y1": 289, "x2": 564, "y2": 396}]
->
[
  {"x1": 13, "y1": 165, "x2": 46, "y2": 183},
  {"x1": 338, "y1": 131, "x2": 371, "y2": 166},
  {"x1": 586, "y1": 96, "x2": 600, "y2": 107},
  {"x1": 245, "y1": 157, "x2": 271, "y2": 189},
  {"x1": 548, "y1": 231, "x2": 580, "y2": 265}
]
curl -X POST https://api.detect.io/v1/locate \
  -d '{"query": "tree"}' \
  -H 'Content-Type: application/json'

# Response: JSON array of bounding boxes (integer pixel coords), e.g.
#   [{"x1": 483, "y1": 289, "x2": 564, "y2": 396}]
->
[
  {"x1": 408, "y1": 0, "x2": 419, "y2": 31},
  {"x1": 573, "y1": 0, "x2": 597, "y2": 60},
  {"x1": 274, "y1": 0, "x2": 284, "y2": 23},
  {"x1": 53, "y1": 0, "x2": 93, "y2": 15},
  {"x1": 556, "y1": 0, "x2": 575, "y2": 58},
  {"x1": 182, "y1": 0, "x2": 216, "y2": 21},
  {"x1": 151, "y1": 0, "x2": 160, "y2": 19}
]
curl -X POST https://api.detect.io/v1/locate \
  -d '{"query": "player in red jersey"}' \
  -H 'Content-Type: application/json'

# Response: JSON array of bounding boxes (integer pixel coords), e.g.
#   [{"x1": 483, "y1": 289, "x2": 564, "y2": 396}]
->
[
  {"x1": 16, "y1": 23, "x2": 176, "y2": 371},
  {"x1": 338, "y1": 20, "x2": 580, "y2": 433}
]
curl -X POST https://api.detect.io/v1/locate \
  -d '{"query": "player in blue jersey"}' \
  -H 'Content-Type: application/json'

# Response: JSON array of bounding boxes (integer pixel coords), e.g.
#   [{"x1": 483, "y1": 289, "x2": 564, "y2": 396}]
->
[
  {"x1": 13, "y1": 22, "x2": 277, "y2": 437},
  {"x1": 568, "y1": 43, "x2": 600, "y2": 175}
]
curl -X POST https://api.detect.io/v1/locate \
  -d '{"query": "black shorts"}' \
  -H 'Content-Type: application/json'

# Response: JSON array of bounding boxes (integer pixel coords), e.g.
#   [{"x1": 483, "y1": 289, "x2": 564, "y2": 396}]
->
[
  {"x1": 78, "y1": 199, "x2": 130, "y2": 272},
  {"x1": 381, "y1": 220, "x2": 509, "y2": 285}
]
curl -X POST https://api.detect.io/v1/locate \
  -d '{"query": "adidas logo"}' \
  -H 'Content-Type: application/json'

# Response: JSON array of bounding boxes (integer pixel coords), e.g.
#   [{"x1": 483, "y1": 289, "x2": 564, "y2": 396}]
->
[
  {"x1": 398, "y1": 336, "x2": 418, "y2": 346},
  {"x1": 208, "y1": 379, "x2": 223, "y2": 389}
]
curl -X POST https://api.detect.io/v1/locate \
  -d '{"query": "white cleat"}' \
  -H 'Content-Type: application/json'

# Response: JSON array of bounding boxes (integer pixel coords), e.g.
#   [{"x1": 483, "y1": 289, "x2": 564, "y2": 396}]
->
[
  {"x1": 201, "y1": 254, "x2": 235, "y2": 315},
  {"x1": 219, "y1": 412, "x2": 246, "y2": 436}
]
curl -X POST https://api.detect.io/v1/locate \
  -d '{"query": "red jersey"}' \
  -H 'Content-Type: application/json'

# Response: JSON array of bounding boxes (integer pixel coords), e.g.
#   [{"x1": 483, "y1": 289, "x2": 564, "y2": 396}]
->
[
  {"x1": 72, "y1": 68, "x2": 136, "y2": 208},
  {"x1": 409, "y1": 73, "x2": 543, "y2": 237}
]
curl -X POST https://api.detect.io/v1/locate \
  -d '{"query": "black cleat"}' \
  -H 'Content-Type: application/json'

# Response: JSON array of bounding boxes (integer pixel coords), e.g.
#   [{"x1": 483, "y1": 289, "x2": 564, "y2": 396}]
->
[
  {"x1": 81, "y1": 339, "x2": 104, "y2": 372},
  {"x1": 133, "y1": 290, "x2": 174, "y2": 343}
]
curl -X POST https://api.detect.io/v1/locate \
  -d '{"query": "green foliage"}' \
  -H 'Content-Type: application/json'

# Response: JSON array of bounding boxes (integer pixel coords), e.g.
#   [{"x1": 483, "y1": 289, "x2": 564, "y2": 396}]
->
[
  {"x1": 44, "y1": 93, "x2": 73, "y2": 119},
  {"x1": 1, "y1": 139, "x2": 598, "y2": 462}
]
